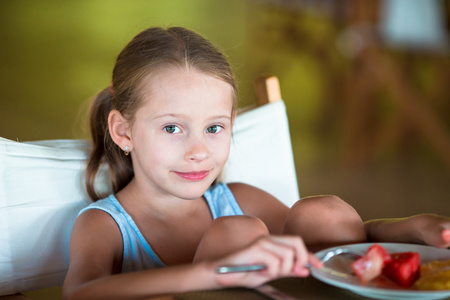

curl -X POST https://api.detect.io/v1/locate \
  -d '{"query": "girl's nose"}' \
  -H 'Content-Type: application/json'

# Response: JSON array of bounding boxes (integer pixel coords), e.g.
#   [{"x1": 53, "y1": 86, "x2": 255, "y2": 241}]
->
[{"x1": 185, "y1": 140, "x2": 209, "y2": 162}]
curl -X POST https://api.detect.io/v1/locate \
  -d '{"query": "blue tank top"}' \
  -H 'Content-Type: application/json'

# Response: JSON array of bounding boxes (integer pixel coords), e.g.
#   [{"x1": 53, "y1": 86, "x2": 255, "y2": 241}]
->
[{"x1": 79, "y1": 183, "x2": 243, "y2": 272}]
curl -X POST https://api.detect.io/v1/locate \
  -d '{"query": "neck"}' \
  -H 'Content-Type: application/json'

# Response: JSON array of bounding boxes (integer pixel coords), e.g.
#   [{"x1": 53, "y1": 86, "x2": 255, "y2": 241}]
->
[{"x1": 115, "y1": 178, "x2": 207, "y2": 221}]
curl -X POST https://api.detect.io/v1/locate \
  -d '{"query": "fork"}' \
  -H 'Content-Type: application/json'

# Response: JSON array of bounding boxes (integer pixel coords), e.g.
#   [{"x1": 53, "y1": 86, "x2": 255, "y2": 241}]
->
[
  {"x1": 318, "y1": 247, "x2": 364, "y2": 264},
  {"x1": 216, "y1": 247, "x2": 364, "y2": 273},
  {"x1": 217, "y1": 248, "x2": 364, "y2": 300}
]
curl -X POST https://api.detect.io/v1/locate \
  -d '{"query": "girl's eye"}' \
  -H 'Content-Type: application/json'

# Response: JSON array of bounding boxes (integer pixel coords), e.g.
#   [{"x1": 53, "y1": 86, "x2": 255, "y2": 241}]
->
[
  {"x1": 164, "y1": 125, "x2": 181, "y2": 134},
  {"x1": 206, "y1": 125, "x2": 223, "y2": 134}
]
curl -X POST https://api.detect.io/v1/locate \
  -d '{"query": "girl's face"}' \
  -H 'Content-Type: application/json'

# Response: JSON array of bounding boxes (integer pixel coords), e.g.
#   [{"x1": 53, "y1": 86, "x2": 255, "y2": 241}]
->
[{"x1": 128, "y1": 68, "x2": 234, "y2": 201}]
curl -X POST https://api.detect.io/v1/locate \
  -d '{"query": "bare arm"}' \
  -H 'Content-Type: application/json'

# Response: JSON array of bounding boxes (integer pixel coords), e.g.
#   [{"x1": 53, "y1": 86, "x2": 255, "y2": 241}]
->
[
  {"x1": 62, "y1": 210, "x2": 218, "y2": 299},
  {"x1": 65, "y1": 261, "x2": 218, "y2": 300},
  {"x1": 364, "y1": 213, "x2": 450, "y2": 248},
  {"x1": 63, "y1": 208, "x2": 322, "y2": 300}
]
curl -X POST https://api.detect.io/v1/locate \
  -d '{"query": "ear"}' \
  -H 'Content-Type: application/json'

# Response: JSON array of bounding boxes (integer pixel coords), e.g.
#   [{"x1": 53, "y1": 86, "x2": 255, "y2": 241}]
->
[{"x1": 108, "y1": 109, "x2": 132, "y2": 152}]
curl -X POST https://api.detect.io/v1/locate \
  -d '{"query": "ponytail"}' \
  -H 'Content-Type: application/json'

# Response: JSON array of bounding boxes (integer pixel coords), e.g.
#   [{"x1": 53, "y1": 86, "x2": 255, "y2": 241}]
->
[{"x1": 85, "y1": 87, "x2": 134, "y2": 201}]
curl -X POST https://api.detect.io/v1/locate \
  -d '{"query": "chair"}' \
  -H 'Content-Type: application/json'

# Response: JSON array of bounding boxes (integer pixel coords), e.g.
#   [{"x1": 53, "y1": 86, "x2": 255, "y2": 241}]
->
[{"x1": 0, "y1": 76, "x2": 299, "y2": 299}]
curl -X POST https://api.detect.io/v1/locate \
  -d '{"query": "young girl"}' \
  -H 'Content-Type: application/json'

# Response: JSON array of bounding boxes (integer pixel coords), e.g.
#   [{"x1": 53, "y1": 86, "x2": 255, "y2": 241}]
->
[{"x1": 62, "y1": 27, "x2": 450, "y2": 299}]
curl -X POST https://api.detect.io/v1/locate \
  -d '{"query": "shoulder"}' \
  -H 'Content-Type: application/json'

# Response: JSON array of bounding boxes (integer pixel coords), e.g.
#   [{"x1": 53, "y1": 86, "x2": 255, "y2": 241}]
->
[
  {"x1": 227, "y1": 182, "x2": 289, "y2": 234},
  {"x1": 75, "y1": 195, "x2": 123, "y2": 250},
  {"x1": 72, "y1": 207, "x2": 123, "y2": 256},
  {"x1": 64, "y1": 208, "x2": 123, "y2": 295},
  {"x1": 75, "y1": 206, "x2": 120, "y2": 232},
  {"x1": 69, "y1": 203, "x2": 124, "y2": 271},
  {"x1": 80, "y1": 195, "x2": 119, "y2": 215}
]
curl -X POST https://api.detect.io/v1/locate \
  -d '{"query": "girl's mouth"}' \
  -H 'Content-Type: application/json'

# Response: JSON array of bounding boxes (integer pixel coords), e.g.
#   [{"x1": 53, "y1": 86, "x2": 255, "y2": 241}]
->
[{"x1": 174, "y1": 170, "x2": 210, "y2": 181}]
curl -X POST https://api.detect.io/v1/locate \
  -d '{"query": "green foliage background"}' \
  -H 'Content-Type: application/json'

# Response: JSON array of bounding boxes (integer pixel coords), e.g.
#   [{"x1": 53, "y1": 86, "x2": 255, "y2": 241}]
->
[
  {"x1": 1, "y1": 2, "x2": 450, "y2": 298},
  {"x1": 2, "y1": 0, "x2": 450, "y2": 214}
]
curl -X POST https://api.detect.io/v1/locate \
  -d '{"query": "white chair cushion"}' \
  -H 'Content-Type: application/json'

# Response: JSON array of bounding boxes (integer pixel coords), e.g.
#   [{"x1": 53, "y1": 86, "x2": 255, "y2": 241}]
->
[
  {"x1": 0, "y1": 139, "x2": 111, "y2": 295},
  {"x1": 0, "y1": 99, "x2": 298, "y2": 295},
  {"x1": 223, "y1": 100, "x2": 299, "y2": 207}
]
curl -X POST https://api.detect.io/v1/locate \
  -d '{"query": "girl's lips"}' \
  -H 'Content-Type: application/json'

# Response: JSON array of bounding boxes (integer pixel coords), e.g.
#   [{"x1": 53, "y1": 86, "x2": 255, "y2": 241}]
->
[{"x1": 174, "y1": 170, "x2": 210, "y2": 181}]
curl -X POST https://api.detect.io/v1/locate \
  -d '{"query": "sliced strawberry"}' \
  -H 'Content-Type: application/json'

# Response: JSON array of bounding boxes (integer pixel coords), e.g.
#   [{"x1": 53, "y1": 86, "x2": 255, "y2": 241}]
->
[
  {"x1": 382, "y1": 252, "x2": 420, "y2": 287},
  {"x1": 377, "y1": 245, "x2": 392, "y2": 266},
  {"x1": 351, "y1": 244, "x2": 392, "y2": 284}
]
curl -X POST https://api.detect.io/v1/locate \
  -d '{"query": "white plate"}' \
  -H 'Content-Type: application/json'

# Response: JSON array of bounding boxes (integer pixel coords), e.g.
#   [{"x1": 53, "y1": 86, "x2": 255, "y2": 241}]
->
[{"x1": 311, "y1": 243, "x2": 450, "y2": 299}]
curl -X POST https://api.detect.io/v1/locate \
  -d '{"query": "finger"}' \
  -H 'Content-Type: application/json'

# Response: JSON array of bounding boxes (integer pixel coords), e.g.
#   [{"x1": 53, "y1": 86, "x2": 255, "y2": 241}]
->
[
  {"x1": 293, "y1": 253, "x2": 323, "y2": 277},
  {"x1": 262, "y1": 236, "x2": 311, "y2": 275},
  {"x1": 255, "y1": 237, "x2": 296, "y2": 275},
  {"x1": 268, "y1": 235, "x2": 308, "y2": 262},
  {"x1": 442, "y1": 229, "x2": 450, "y2": 245},
  {"x1": 442, "y1": 229, "x2": 450, "y2": 241},
  {"x1": 308, "y1": 253, "x2": 324, "y2": 268},
  {"x1": 214, "y1": 249, "x2": 278, "y2": 287},
  {"x1": 239, "y1": 244, "x2": 289, "y2": 280}
]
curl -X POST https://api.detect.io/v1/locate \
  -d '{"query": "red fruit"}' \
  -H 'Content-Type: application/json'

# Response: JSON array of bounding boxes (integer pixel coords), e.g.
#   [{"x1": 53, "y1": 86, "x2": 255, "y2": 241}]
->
[
  {"x1": 382, "y1": 252, "x2": 420, "y2": 287},
  {"x1": 351, "y1": 244, "x2": 392, "y2": 284}
]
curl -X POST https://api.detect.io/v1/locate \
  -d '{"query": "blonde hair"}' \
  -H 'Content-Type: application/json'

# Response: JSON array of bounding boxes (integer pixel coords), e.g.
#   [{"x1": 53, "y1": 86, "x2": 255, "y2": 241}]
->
[{"x1": 85, "y1": 27, "x2": 237, "y2": 201}]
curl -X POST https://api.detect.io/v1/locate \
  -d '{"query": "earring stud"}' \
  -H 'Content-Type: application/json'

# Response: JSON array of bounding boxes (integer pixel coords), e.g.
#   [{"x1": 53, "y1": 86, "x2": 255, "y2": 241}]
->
[{"x1": 123, "y1": 146, "x2": 130, "y2": 156}]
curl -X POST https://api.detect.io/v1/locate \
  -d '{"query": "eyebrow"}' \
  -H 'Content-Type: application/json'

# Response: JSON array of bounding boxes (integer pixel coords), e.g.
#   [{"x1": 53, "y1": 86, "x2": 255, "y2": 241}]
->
[{"x1": 154, "y1": 113, "x2": 231, "y2": 121}]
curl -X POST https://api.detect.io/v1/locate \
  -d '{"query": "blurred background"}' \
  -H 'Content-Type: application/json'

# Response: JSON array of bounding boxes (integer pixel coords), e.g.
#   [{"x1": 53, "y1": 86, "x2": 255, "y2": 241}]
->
[
  {"x1": 2, "y1": 0, "x2": 450, "y2": 218},
  {"x1": 1, "y1": 1, "x2": 450, "y2": 296}
]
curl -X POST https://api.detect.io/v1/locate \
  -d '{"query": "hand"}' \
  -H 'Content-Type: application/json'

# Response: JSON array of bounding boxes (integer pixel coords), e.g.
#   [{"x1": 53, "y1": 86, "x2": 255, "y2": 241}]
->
[
  {"x1": 420, "y1": 214, "x2": 450, "y2": 248},
  {"x1": 211, "y1": 235, "x2": 323, "y2": 288}
]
